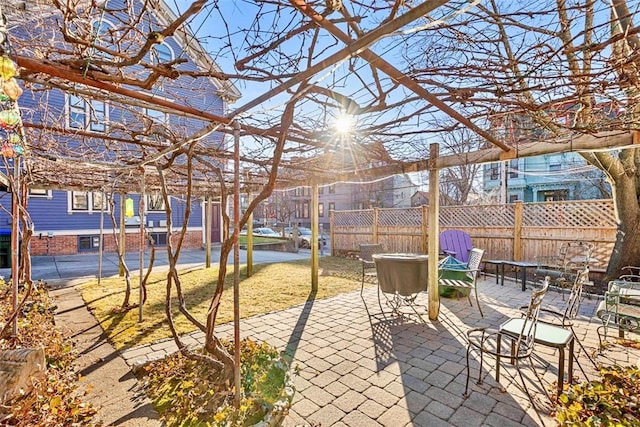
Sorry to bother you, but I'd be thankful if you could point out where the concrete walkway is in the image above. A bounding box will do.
[37,249,639,426]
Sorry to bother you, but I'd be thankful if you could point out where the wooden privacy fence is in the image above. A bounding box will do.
[329,199,617,271]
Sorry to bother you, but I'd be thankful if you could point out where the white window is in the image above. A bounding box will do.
[146,192,166,211]
[89,19,116,58]
[67,94,108,132]
[28,188,51,198]
[145,108,167,124]
[151,43,174,65]
[69,191,108,213]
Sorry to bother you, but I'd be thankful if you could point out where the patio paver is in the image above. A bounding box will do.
[120,276,640,426]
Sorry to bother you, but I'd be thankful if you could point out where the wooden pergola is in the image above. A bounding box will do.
[1,0,638,325]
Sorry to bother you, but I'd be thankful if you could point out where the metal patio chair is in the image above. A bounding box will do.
[504,269,595,398]
[438,248,485,316]
[359,243,384,296]
[464,279,550,409]
[527,268,596,371]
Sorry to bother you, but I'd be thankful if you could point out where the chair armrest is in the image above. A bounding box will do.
[517,305,566,326]
[360,259,375,268]
[621,266,640,277]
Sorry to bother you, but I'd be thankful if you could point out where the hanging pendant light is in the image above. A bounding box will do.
[0,110,20,129]
[1,142,15,158]
[0,55,17,80]
[2,78,22,101]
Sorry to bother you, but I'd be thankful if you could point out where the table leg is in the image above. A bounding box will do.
[500,263,505,287]
[520,266,527,292]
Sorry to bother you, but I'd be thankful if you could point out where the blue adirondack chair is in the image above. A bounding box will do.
[440,230,473,264]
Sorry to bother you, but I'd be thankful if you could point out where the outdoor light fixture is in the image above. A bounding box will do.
[125,197,135,218]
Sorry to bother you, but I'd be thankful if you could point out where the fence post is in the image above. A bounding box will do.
[373,208,379,243]
[421,205,428,254]
[514,200,523,261]
[329,210,334,256]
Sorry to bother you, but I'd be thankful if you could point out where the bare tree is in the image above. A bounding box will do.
[401,0,640,278]
[273,190,296,231]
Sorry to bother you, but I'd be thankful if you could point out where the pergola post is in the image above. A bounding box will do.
[138,172,145,322]
[10,157,19,336]
[205,195,212,268]
[232,121,241,407]
[119,193,126,277]
[311,181,319,292]
[246,191,253,277]
[428,143,440,320]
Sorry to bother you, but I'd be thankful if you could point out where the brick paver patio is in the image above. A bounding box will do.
[121,276,639,427]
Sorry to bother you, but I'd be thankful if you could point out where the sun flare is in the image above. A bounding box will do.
[333,113,355,134]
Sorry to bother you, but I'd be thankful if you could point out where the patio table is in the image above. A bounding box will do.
[502,261,538,291]
[482,260,537,291]
[372,253,428,296]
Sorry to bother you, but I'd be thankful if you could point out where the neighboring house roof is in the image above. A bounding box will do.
[412,190,429,199]
[3,0,241,103]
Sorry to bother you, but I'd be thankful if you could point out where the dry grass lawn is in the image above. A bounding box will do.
[79,256,363,350]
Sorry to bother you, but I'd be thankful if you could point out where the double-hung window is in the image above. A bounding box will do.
[70,191,107,213]
[68,94,108,132]
[147,192,166,211]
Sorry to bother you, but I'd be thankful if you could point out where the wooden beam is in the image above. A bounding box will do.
[230,0,453,118]
[290,0,511,152]
[336,130,634,183]
[17,56,317,146]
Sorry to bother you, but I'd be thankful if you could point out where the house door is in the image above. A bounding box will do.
[209,202,221,243]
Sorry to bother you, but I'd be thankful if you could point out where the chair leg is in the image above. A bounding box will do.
[464,345,472,397]
[571,326,598,371]
[473,287,484,317]
[377,285,385,314]
[495,333,501,383]
[596,325,607,354]
[360,266,365,296]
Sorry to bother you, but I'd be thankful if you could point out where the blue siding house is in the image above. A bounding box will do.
[483,153,610,203]
[0,0,240,259]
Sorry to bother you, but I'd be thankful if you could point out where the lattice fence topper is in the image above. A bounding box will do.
[440,204,516,227]
[378,207,422,227]
[333,200,618,231]
[333,209,375,227]
[523,200,617,228]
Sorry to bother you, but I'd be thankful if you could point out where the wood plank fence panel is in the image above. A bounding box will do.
[332,199,618,269]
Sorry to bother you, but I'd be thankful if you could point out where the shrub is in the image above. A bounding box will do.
[0,280,96,426]
[138,338,294,426]
[555,365,640,426]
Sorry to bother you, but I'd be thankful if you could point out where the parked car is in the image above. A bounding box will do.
[252,227,281,238]
[295,227,327,249]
